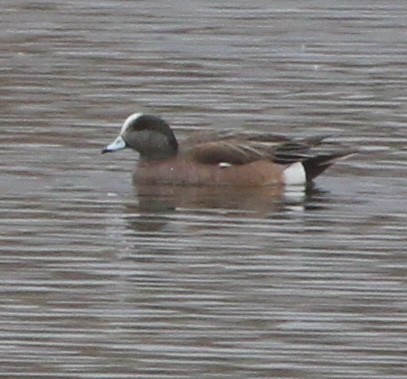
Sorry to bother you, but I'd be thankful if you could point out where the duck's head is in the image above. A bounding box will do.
[102,113,178,161]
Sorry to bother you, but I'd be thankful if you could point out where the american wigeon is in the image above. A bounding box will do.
[102,113,354,186]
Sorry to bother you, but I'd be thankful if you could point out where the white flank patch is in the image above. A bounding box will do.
[283,162,306,185]
[218,162,232,168]
[120,112,143,134]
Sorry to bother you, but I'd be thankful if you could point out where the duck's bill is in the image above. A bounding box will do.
[101,135,127,154]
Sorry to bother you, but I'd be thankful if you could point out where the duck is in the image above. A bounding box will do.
[102,113,354,186]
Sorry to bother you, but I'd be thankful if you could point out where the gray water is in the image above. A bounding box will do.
[1,1,406,378]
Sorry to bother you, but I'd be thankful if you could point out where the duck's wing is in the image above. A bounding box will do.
[184,131,333,165]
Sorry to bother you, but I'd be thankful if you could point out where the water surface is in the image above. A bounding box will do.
[0,1,406,378]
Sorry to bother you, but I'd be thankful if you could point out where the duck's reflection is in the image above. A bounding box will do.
[122,183,331,232]
[136,183,287,212]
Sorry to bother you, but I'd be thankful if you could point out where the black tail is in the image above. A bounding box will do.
[303,151,354,181]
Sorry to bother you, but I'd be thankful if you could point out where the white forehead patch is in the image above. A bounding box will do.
[120,112,143,135]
